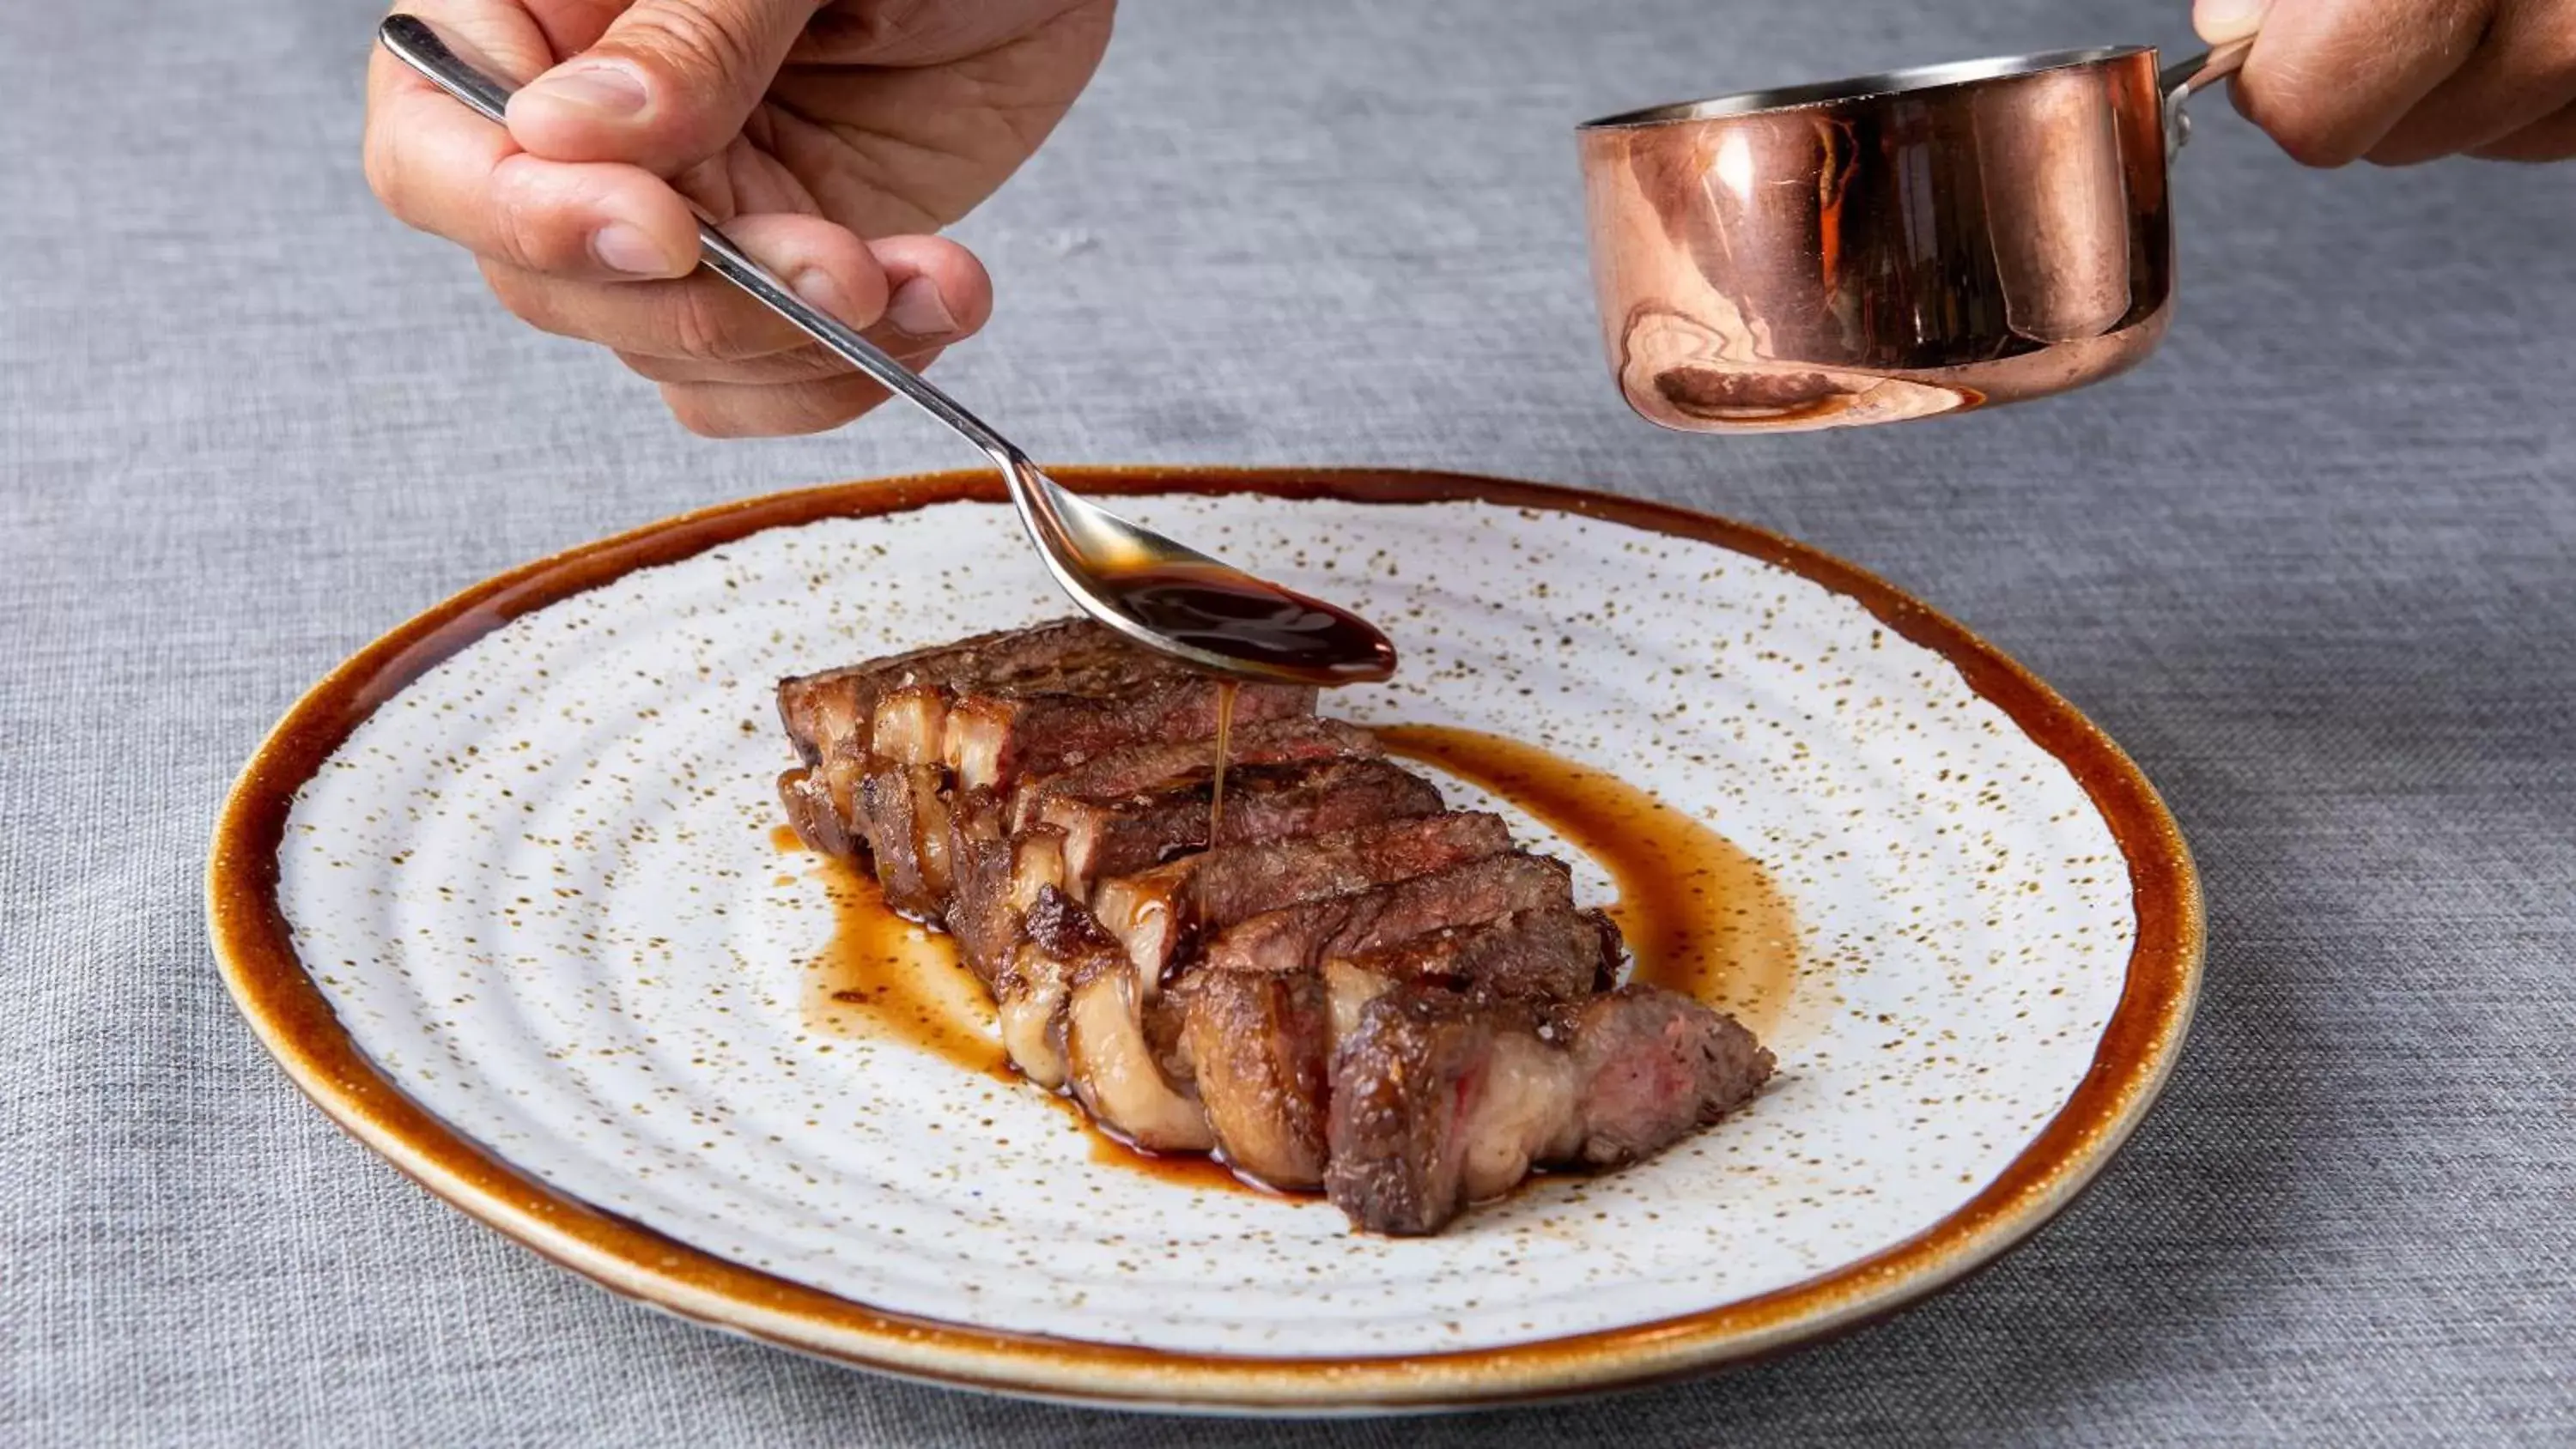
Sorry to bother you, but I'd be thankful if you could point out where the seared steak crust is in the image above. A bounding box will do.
[1202,853,1575,976]
[1324,983,1773,1234]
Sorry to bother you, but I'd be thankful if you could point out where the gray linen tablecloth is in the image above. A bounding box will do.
[6,0,2571,1442]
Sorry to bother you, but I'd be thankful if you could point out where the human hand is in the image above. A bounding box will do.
[363,1,1114,436]
[2195,0,2576,165]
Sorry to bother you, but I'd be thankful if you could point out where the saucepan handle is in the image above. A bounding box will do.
[2160,36,2257,158]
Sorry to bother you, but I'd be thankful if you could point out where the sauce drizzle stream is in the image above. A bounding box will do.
[1206,679,1236,844]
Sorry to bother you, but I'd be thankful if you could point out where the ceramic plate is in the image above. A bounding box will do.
[211,469,2199,1411]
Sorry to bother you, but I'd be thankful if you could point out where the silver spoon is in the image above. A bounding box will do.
[379,14,1395,687]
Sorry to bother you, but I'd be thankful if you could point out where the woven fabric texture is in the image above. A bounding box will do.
[3,0,2571,1442]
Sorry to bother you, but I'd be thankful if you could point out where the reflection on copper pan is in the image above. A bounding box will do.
[1577,41,2251,433]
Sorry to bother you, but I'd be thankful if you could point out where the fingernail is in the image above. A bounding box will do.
[591,222,677,276]
[525,62,649,118]
[886,276,957,336]
[790,268,849,318]
[2194,0,2267,37]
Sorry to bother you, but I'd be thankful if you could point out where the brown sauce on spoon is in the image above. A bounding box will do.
[1097,561,1396,686]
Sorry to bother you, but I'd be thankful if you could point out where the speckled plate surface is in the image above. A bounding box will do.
[210,468,2200,1412]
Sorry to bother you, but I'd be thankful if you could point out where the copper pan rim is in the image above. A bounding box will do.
[1578,44,2156,130]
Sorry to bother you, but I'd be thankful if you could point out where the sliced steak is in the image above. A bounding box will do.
[1557,985,1773,1169]
[1030,888,1215,1152]
[1171,968,1334,1188]
[1093,811,1516,984]
[776,618,1122,764]
[1200,852,1575,977]
[948,674,1315,794]
[775,620,1120,863]
[1321,906,1621,1039]
[948,821,1065,988]
[1176,900,1617,1193]
[776,767,855,859]
[1324,983,1772,1235]
[1042,757,1444,900]
[1009,716,1380,833]
[854,764,954,923]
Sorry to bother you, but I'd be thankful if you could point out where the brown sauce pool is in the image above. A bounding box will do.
[780,828,1008,1080]
[775,724,1800,1189]
[1375,724,1799,1040]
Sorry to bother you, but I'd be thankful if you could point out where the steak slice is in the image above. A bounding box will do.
[1027,888,1215,1152]
[1042,757,1445,900]
[854,764,955,923]
[1009,716,1381,833]
[1557,986,1772,1169]
[1200,852,1576,977]
[775,618,1123,767]
[1176,968,1334,1189]
[1324,983,1773,1235]
[949,819,1065,988]
[1092,811,1516,985]
[1321,906,1621,1039]
[1179,914,1621,1192]
[777,767,855,859]
[947,674,1315,794]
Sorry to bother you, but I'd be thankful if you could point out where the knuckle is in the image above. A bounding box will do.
[664,284,757,361]
[781,377,883,433]
[613,349,688,384]
[661,385,751,439]
[2238,61,2363,167]
[2251,100,2358,167]
[625,3,765,92]
[361,130,411,222]
[489,179,564,274]
[762,344,856,383]
[479,262,574,336]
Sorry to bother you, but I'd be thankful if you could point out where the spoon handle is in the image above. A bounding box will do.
[377,15,1025,473]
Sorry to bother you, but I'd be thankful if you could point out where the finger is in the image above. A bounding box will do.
[489,225,986,378]
[2470,99,2576,159]
[2192,0,2271,45]
[2225,0,2494,167]
[2367,0,2576,163]
[608,233,991,384]
[623,233,991,382]
[507,0,821,174]
[364,14,698,278]
[660,350,950,438]
[482,211,887,362]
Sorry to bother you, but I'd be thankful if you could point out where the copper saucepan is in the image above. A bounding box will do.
[1577,41,2251,433]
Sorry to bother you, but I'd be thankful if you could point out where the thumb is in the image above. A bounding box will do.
[507,0,818,173]
[2191,0,2269,45]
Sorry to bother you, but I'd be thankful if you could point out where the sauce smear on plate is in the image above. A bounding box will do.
[786,833,1008,1080]
[1376,724,1799,1040]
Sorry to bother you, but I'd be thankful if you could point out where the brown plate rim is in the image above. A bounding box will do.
[207,465,2203,1412]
